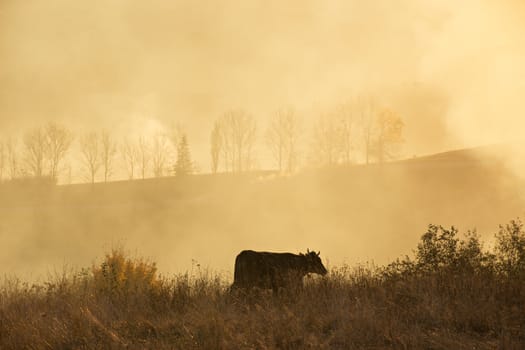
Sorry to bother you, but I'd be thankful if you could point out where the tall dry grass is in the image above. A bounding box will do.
[2,221,525,349]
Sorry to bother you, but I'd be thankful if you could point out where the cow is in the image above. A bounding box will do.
[231,249,328,293]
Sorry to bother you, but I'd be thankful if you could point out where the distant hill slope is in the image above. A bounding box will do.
[1,145,524,278]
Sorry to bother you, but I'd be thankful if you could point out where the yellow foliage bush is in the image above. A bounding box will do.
[91,248,159,296]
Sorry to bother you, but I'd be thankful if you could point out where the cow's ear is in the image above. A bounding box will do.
[317,251,320,256]
[306,248,310,254]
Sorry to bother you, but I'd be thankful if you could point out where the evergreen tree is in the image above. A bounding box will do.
[175,134,193,177]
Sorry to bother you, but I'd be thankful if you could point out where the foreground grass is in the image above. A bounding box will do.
[2,222,525,349]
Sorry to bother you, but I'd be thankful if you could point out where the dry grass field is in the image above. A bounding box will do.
[1,220,525,349]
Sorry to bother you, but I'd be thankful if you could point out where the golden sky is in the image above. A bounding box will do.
[1,0,524,162]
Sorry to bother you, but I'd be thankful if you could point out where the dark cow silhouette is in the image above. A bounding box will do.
[231,249,327,292]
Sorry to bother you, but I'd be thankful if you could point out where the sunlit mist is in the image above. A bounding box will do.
[1,0,525,280]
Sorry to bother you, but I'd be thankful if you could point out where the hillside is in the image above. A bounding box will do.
[0,146,524,279]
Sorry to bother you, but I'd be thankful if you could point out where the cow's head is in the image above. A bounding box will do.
[304,249,328,275]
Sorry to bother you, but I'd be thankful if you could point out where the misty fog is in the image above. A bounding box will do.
[1,0,525,280]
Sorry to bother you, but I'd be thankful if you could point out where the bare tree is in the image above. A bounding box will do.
[151,133,170,177]
[80,131,102,184]
[310,113,344,167]
[237,112,257,172]
[372,108,405,163]
[358,96,377,165]
[121,137,138,180]
[138,136,149,179]
[266,112,286,172]
[101,130,117,182]
[6,137,19,179]
[45,122,73,181]
[266,108,301,173]
[23,126,47,178]
[219,110,257,172]
[210,120,222,174]
[335,102,355,164]
[218,117,233,172]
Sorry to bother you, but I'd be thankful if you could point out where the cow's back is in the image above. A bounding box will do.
[233,250,268,288]
[232,250,304,290]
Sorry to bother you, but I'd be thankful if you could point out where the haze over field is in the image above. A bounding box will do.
[1,1,525,279]
[1,147,525,279]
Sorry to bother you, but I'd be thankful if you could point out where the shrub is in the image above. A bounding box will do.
[3,221,525,349]
[385,224,493,278]
[494,219,525,276]
[416,224,460,272]
[91,248,159,299]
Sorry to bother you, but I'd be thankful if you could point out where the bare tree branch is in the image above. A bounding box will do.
[151,133,170,177]
[6,137,19,179]
[219,110,257,173]
[210,120,222,174]
[335,102,355,164]
[266,108,301,173]
[101,130,117,182]
[45,122,73,182]
[80,132,102,184]
[120,137,138,180]
[372,108,405,163]
[138,136,149,179]
[358,96,377,165]
[310,113,343,167]
[23,126,47,178]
